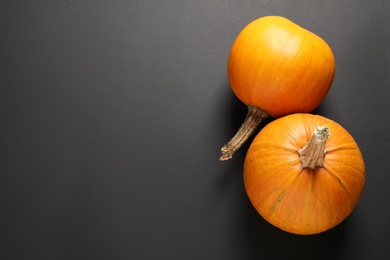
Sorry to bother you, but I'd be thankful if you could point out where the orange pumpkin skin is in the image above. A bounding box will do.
[244,114,365,235]
[228,16,336,118]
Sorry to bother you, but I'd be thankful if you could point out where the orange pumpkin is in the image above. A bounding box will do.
[220,16,335,161]
[244,114,365,235]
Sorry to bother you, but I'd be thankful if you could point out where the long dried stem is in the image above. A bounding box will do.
[220,105,269,161]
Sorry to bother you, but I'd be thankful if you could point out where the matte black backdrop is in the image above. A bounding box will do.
[1,1,389,259]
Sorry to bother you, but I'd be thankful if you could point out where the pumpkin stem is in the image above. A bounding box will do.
[220,105,269,161]
[297,125,331,170]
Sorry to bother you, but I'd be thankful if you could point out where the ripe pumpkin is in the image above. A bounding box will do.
[244,114,365,235]
[220,16,336,160]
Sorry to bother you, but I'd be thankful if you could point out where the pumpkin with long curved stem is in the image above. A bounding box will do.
[244,114,365,235]
[220,16,335,161]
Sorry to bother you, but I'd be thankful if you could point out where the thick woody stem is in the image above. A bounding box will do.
[297,125,331,170]
[220,105,269,161]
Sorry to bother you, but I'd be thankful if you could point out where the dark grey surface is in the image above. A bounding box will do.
[1,1,389,259]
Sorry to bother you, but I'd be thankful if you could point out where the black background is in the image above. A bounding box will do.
[1,1,389,259]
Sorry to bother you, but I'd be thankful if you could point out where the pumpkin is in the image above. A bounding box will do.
[220,16,335,161]
[244,114,365,235]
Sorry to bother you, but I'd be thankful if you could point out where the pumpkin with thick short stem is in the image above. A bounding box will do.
[244,114,365,235]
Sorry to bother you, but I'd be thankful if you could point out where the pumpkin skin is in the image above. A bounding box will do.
[244,114,365,235]
[228,16,336,118]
